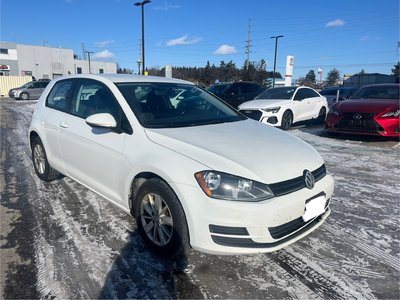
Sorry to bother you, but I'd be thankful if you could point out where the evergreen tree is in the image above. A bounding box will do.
[326,68,341,86]
[305,70,316,84]
[391,62,400,76]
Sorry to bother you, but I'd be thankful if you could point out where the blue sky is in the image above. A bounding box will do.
[1,0,399,79]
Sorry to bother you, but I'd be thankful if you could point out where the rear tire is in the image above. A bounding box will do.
[134,178,189,257]
[31,137,60,182]
[20,92,29,100]
[280,110,293,130]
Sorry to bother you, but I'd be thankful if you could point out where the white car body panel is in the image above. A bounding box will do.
[144,119,323,183]
[29,75,334,255]
[238,87,328,127]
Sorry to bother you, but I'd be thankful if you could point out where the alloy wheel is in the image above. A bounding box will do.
[33,144,46,174]
[140,193,173,246]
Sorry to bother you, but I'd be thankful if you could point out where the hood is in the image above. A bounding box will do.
[333,98,399,113]
[239,99,292,110]
[145,119,323,184]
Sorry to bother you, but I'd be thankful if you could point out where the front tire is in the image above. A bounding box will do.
[281,110,293,130]
[134,179,189,257]
[31,137,60,181]
[20,92,29,100]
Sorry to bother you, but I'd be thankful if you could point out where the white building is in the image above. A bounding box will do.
[0,42,117,79]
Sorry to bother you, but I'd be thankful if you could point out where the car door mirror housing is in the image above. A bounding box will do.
[85,113,117,129]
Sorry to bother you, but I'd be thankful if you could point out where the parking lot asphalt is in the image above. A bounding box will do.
[1,98,399,299]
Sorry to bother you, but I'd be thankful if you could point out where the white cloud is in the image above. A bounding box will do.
[325,19,345,28]
[95,40,114,47]
[154,2,180,10]
[214,44,237,55]
[360,36,380,42]
[92,50,115,59]
[166,35,202,46]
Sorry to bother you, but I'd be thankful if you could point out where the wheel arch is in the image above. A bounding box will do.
[128,172,177,216]
[29,131,40,150]
[128,171,191,246]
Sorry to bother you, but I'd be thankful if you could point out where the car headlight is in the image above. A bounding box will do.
[381,110,400,118]
[262,106,280,113]
[195,171,274,202]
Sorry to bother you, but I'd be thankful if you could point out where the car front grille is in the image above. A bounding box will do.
[240,109,262,121]
[269,164,326,197]
[336,112,384,132]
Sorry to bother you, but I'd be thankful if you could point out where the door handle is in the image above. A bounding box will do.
[59,122,69,128]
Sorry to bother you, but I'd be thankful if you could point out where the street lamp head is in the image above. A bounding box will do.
[135,0,151,6]
[270,35,284,39]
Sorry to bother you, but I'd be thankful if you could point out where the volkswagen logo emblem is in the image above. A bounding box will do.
[304,170,315,190]
[353,114,362,120]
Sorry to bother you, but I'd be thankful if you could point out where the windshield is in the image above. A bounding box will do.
[116,83,245,128]
[352,85,399,100]
[256,87,296,100]
[207,84,229,96]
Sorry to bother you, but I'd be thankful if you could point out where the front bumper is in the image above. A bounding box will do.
[240,109,282,127]
[326,113,400,137]
[171,173,334,255]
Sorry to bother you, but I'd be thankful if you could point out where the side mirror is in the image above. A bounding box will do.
[86,113,117,128]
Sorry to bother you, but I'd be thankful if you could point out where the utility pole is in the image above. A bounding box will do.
[137,58,142,75]
[270,35,284,88]
[84,50,94,74]
[245,19,251,71]
[82,43,86,60]
[135,0,151,75]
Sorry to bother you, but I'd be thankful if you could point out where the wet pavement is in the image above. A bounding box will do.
[1,98,399,299]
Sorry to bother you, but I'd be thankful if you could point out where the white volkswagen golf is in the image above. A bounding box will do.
[238,86,328,130]
[29,74,334,256]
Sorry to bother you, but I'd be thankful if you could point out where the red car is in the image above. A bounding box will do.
[326,84,400,137]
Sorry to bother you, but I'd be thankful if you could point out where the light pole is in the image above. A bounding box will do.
[135,0,151,76]
[270,35,283,88]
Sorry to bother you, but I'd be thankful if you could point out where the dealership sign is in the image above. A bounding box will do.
[0,65,10,71]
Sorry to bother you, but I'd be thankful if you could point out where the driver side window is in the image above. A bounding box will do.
[72,79,132,134]
[294,89,307,100]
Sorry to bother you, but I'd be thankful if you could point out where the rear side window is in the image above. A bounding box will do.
[46,80,74,112]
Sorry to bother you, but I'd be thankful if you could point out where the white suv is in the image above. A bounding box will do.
[238,86,328,130]
[29,74,334,256]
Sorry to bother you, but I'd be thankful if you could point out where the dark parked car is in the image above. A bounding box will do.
[9,80,50,100]
[207,81,264,108]
[326,84,400,137]
[320,86,357,108]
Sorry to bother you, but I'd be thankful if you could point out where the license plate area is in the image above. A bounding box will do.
[302,195,326,222]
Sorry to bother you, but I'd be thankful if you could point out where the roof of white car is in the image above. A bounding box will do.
[58,74,194,85]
